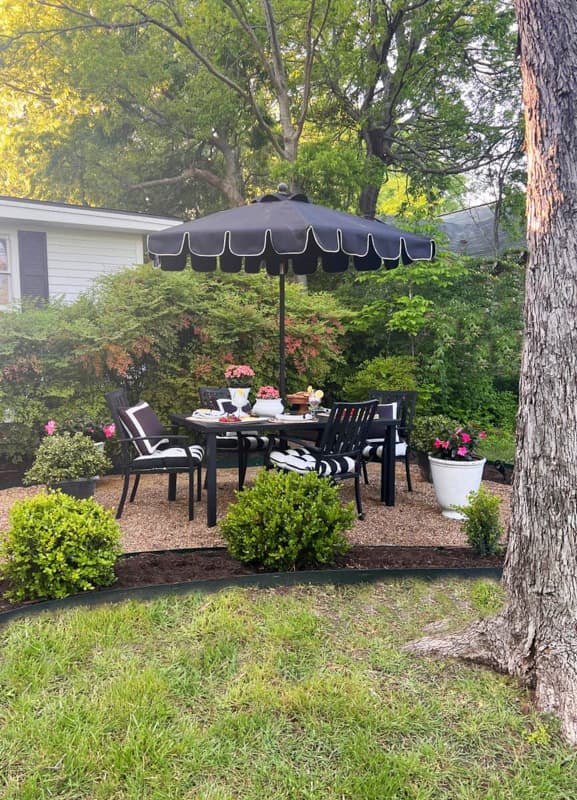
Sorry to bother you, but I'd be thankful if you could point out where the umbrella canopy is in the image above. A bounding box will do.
[147,187,436,395]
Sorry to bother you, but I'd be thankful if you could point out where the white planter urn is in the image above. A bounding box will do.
[251,397,284,417]
[428,455,486,519]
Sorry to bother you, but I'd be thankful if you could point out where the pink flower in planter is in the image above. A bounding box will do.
[479,431,487,439]
[103,423,116,439]
[457,446,469,457]
[434,438,443,449]
[44,420,57,435]
[461,432,471,443]
[256,385,280,399]
[224,364,255,381]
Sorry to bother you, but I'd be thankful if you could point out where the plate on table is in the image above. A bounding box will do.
[217,415,269,424]
[274,413,314,422]
[187,409,221,419]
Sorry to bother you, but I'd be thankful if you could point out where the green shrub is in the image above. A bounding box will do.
[342,356,417,401]
[219,470,354,571]
[0,266,347,464]
[476,428,517,464]
[23,432,112,485]
[1,491,122,601]
[455,486,504,556]
[411,414,461,453]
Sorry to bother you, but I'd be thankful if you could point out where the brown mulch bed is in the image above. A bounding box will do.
[0,545,504,616]
[0,462,509,616]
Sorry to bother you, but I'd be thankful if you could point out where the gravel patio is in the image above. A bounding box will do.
[0,462,512,554]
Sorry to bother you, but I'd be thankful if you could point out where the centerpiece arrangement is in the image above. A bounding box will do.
[224,364,255,417]
[428,422,487,519]
[252,385,284,417]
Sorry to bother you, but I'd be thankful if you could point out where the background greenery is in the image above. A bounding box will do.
[0,245,523,467]
[0,0,526,467]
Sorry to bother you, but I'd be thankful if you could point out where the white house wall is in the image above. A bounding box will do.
[46,228,143,301]
[0,197,180,308]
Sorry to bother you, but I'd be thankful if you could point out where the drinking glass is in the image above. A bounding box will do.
[308,393,321,418]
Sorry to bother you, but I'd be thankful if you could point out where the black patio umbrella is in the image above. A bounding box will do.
[147,185,436,397]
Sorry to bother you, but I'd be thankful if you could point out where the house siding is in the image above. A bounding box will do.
[46,229,143,301]
[0,197,180,308]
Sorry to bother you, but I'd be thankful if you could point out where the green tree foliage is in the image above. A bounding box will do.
[0,0,521,216]
[313,0,522,217]
[342,356,417,401]
[0,264,347,463]
[337,248,524,429]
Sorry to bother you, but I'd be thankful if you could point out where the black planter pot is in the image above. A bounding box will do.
[415,451,432,483]
[49,478,97,499]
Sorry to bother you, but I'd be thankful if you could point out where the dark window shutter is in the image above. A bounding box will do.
[18,231,49,300]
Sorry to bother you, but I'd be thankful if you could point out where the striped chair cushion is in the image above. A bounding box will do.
[216,434,271,451]
[118,401,170,456]
[133,444,204,470]
[363,440,407,460]
[269,447,355,476]
[363,402,405,461]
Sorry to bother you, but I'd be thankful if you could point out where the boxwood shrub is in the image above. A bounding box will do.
[220,470,354,571]
[1,491,122,601]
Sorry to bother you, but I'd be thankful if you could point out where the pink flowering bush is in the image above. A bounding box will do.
[224,364,255,386]
[430,423,487,461]
[256,385,280,400]
[44,419,116,443]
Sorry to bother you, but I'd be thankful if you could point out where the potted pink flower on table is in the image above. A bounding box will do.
[252,385,284,417]
[224,364,255,416]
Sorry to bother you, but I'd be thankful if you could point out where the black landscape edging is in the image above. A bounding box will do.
[0,562,503,625]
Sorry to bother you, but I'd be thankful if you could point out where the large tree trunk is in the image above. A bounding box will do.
[405,0,577,744]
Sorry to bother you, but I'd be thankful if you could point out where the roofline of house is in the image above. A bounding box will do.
[437,201,497,219]
[0,195,182,233]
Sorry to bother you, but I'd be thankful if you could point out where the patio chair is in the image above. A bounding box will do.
[198,386,271,490]
[106,389,203,520]
[266,400,377,519]
[362,390,417,492]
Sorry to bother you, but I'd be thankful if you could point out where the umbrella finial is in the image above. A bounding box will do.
[277,182,289,194]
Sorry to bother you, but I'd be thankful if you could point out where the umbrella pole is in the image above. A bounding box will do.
[279,263,286,398]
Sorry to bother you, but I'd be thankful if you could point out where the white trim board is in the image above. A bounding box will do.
[0,197,181,234]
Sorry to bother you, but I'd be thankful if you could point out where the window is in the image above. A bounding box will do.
[0,237,10,305]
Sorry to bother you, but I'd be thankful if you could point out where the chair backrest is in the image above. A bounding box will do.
[106,388,130,434]
[368,390,417,444]
[199,386,231,409]
[106,389,132,460]
[318,400,378,456]
[106,389,169,457]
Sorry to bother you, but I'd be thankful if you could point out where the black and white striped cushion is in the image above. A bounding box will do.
[363,440,407,460]
[118,401,170,455]
[269,447,355,476]
[133,444,204,470]
[216,434,270,451]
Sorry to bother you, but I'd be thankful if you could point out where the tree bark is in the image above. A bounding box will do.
[405,0,577,744]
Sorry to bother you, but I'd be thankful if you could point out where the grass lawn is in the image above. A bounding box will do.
[1,579,575,799]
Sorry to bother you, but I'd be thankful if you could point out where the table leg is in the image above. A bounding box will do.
[381,425,396,506]
[206,433,218,527]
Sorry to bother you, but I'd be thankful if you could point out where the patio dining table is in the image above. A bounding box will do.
[170,412,397,527]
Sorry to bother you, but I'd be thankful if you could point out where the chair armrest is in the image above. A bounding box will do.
[117,433,189,444]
